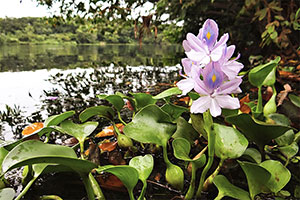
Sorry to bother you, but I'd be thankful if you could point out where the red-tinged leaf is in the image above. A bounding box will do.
[96,173,126,192]
[22,122,43,135]
[154,172,162,182]
[99,141,117,152]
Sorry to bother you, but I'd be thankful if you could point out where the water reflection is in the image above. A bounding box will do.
[0,44,183,72]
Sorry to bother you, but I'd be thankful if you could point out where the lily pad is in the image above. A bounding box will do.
[1,140,97,174]
[123,105,176,146]
[213,175,250,200]
[214,123,248,160]
[0,188,15,200]
[238,161,271,199]
[260,160,291,193]
[153,87,182,99]
[79,106,115,122]
[226,114,291,149]
[97,94,124,112]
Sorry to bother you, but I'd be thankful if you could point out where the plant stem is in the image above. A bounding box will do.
[128,188,135,200]
[15,177,37,200]
[80,141,85,159]
[89,173,106,200]
[162,144,171,166]
[185,162,197,200]
[256,86,263,113]
[138,180,147,200]
[203,158,224,191]
[80,173,96,200]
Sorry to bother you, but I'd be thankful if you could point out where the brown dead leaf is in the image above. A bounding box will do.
[96,174,126,192]
[95,123,124,138]
[179,96,190,105]
[99,140,117,152]
[154,173,162,182]
[108,150,126,165]
[22,122,43,135]
[239,94,251,114]
[277,84,292,106]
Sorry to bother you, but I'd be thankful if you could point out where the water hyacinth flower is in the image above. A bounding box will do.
[177,19,243,117]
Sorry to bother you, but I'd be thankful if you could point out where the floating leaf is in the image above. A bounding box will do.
[238,161,271,199]
[79,106,114,122]
[214,123,248,160]
[1,140,97,174]
[242,148,262,163]
[226,114,291,149]
[153,87,182,99]
[172,117,198,145]
[131,93,157,110]
[97,94,124,112]
[44,110,75,127]
[260,160,291,193]
[289,94,300,108]
[0,188,15,200]
[129,154,154,181]
[213,175,251,200]
[161,103,188,121]
[123,105,176,146]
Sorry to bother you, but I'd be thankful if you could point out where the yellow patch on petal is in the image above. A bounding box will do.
[212,74,217,83]
[206,32,211,40]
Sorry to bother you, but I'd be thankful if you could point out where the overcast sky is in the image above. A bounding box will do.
[0,0,58,18]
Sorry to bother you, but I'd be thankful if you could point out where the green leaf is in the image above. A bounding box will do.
[268,113,290,126]
[123,105,176,146]
[97,94,124,112]
[289,94,300,108]
[238,161,271,199]
[97,165,139,194]
[214,124,248,160]
[172,138,206,168]
[129,155,154,181]
[248,57,280,87]
[153,87,182,99]
[79,106,115,122]
[161,103,188,121]
[58,120,98,143]
[260,160,291,193]
[0,147,8,171]
[275,130,294,146]
[0,188,15,200]
[116,92,137,112]
[131,93,156,110]
[172,117,198,145]
[278,142,299,159]
[241,148,262,163]
[1,140,97,174]
[44,110,75,127]
[165,163,184,191]
[226,114,291,149]
[213,175,251,200]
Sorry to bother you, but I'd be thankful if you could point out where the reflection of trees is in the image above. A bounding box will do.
[0,44,183,72]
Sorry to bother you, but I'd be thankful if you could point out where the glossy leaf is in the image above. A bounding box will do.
[79,106,114,122]
[131,93,156,110]
[0,188,15,200]
[242,148,262,163]
[172,117,198,145]
[123,105,176,146]
[172,138,206,168]
[116,92,137,111]
[289,94,300,108]
[275,129,294,146]
[238,161,271,199]
[248,57,280,87]
[44,110,75,127]
[1,140,97,174]
[97,94,124,112]
[129,154,154,181]
[190,114,207,139]
[153,87,182,99]
[0,147,8,171]
[214,123,248,160]
[268,113,290,126]
[226,114,291,149]
[165,163,184,191]
[260,160,291,193]
[278,142,299,159]
[213,175,250,200]
[59,120,98,143]
[161,103,188,121]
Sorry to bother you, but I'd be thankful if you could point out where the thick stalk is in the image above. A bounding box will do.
[185,162,197,200]
[80,173,96,200]
[15,177,37,200]
[138,180,147,200]
[117,111,127,125]
[89,173,105,200]
[203,158,224,191]
[256,86,263,113]
[162,143,171,166]
[80,141,85,159]
[128,188,135,200]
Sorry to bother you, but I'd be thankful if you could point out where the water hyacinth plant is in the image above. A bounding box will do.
[0,18,299,200]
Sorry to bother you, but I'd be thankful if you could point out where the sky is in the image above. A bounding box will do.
[0,0,58,18]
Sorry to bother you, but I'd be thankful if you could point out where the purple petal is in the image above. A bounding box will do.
[186,33,204,51]
[216,78,242,95]
[215,95,240,109]
[213,33,229,50]
[202,62,224,91]
[201,19,219,50]
[190,96,211,114]
[176,78,195,96]
[185,49,210,65]
[209,98,222,117]
[181,58,193,76]
[225,45,236,60]
[182,40,191,52]
[221,60,244,80]
[210,44,226,62]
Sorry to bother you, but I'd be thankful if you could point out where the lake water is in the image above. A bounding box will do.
[0,44,183,140]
